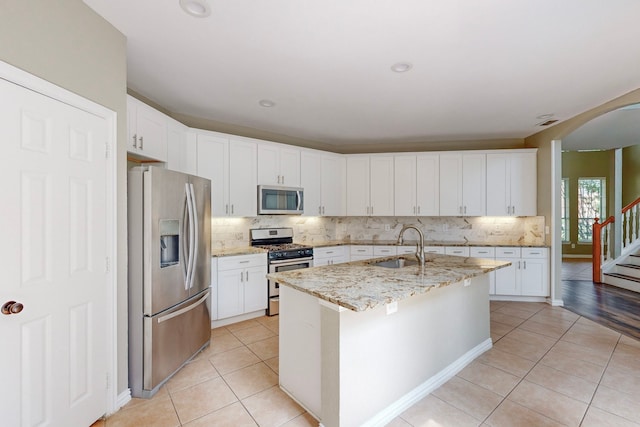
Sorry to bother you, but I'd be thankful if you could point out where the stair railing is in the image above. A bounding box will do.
[592,196,640,282]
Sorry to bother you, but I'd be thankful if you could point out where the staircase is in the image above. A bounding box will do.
[593,196,640,290]
[603,251,640,292]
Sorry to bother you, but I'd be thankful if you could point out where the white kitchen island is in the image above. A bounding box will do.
[268,254,509,427]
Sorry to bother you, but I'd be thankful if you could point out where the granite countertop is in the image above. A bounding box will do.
[211,247,267,257]
[211,240,548,257]
[304,240,548,248]
[267,254,510,312]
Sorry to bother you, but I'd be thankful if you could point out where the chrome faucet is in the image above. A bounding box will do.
[397,225,425,267]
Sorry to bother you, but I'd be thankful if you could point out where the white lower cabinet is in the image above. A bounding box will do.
[215,254,267,320]
[470,247,496,294]
[350,245,374,261]
[445,247,470,257]
[313,246,348,266]
[494,247,549,297]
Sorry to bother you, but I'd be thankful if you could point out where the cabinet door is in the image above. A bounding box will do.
[462,153,486,216]
[135,102,168,161]
[416,154,439,216]
[197,133,229,217]
[279,146,300,186]
[244,266,268,312]
[322,155,346,216]
[370,156,394,216]
[167,121,197,175]
[520,258,548,296]
[217,269,244,319]
[127,99,138,152]
[394,155,417,216]
[486,154,510,216]
[313,257,331,267]
[346,156,370,216]
[229,139,257,216]
[301,151,322,216]
[439,153,463,216]
[495,259,519,295]
[509,152,537,216]
[257,144,280,185]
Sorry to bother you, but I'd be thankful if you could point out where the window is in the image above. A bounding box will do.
[561,178,569,242]
[577,178,606,243]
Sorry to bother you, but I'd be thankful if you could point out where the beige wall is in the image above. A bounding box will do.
[561,151,613,256]
[0,0,129,395]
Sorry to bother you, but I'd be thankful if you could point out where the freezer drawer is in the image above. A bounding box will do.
[141,290,211,395]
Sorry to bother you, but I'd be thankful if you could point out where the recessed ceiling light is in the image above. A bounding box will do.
[391,62,413,73]
[536,113,554,120]
[179,0,211,18]
[258,99,276,108]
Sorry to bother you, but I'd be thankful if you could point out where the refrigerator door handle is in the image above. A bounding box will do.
[189,183,199,290]
[181,189,190,288]
[184,183,196,291]
[156,291,209,324]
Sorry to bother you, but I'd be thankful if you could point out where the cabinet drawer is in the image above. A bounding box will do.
[314,246,346,258]
[424,246,445,254]
[374,246,397,256]
[445,247,470,257]
[350,246,373,256]
[217,253,267,270]
[522,248,547,258]
[470,247,495,258]
[496,247,521,258]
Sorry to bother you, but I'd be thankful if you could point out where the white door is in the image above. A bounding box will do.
[439,153,463,216]
[0,78,108,427]
[321,155,346,216]
[416,154,440,216]
[369,156,394,216]
[394,155,417,216]
[228,139,257,216]
[346,156,370,216]
[301,151,322,216]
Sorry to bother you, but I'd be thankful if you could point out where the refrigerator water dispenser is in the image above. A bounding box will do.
[159,219,179,268]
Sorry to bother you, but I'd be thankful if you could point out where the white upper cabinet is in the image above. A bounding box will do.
[196,132,257,217]
[257,143,300,186]
[439,152,486,216]
[167,118,197,175]
[300,150,346,216]
[394,154,439,216]
[346,155,394,216]
[196,132,229,217]
[486,151,537,216]
[229,137,258,216]
[126,95,168,162]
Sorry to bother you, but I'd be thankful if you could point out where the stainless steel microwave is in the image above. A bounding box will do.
[258,185,304,215]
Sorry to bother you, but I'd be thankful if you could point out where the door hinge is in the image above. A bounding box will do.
[105,256,110,274]
[106,372,110,390]
[105,142,111,159]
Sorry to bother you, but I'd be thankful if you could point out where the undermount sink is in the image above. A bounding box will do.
[373,257,420,269]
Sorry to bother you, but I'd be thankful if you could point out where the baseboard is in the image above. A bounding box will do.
[211,310,266,328]
[361,338,493,427]
[489,295,547,303]
[547,298,564,307]
[113,389,131,414]
[561,254,592,259]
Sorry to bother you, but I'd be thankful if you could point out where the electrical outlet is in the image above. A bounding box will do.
[386,301,398,315]
[571,243,576,249]
[384,224,391,231]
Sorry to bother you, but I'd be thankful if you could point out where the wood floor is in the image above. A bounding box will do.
[562,258,640,340]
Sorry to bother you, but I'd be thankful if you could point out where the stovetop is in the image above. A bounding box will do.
[250,227,313,261]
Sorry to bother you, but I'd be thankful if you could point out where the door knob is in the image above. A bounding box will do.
[2,301,24,315]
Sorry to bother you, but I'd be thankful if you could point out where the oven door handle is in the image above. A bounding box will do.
[269,256,314,265]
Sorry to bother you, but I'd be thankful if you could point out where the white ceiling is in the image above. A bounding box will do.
[83,0,640,150]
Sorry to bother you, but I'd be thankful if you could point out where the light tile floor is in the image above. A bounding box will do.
[97,302,640,426]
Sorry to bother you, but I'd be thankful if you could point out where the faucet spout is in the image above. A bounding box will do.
[397,225,425,267]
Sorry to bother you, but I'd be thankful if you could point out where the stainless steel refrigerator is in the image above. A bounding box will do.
[128,166,211,398]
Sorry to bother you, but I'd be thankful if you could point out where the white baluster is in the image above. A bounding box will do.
[633,205,638,244]
[624,210,631,247]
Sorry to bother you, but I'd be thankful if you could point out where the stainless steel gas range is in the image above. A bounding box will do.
[250,228,313,316]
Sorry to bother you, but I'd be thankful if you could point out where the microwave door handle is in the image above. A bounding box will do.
[296,190,302,211]
[188,183,198,290]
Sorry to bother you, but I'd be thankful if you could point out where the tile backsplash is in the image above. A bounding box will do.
[211,215,545,249]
